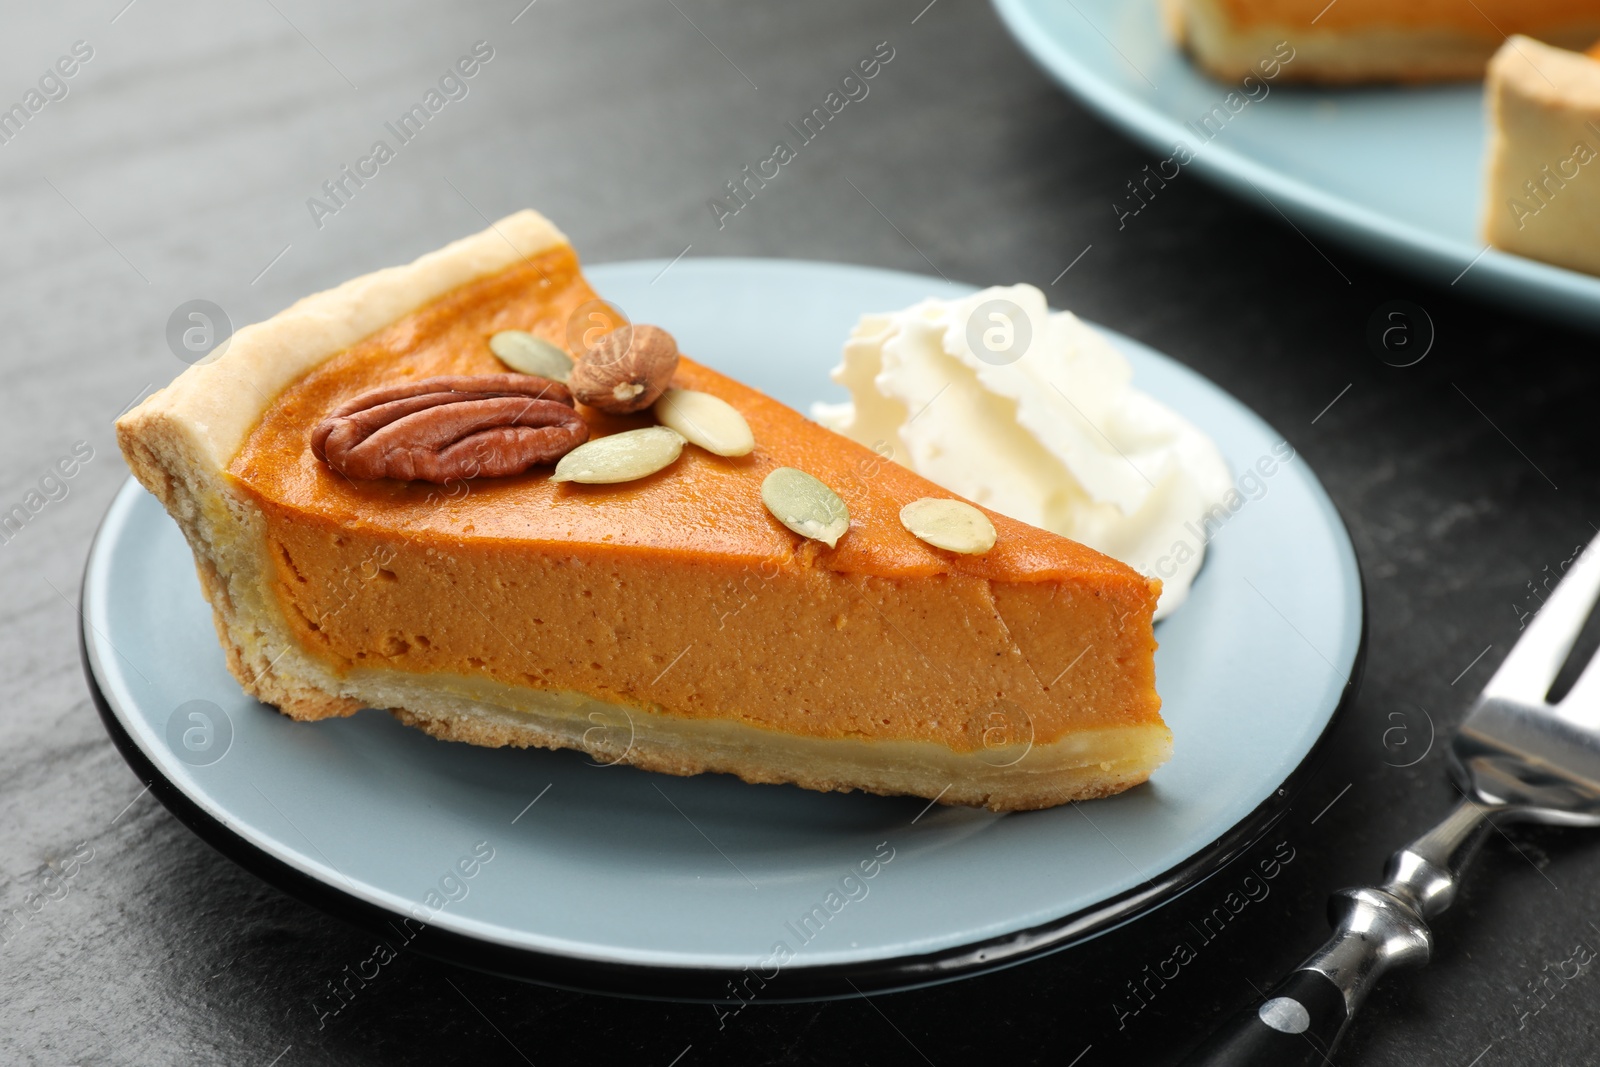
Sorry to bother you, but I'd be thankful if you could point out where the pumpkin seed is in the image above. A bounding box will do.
[899,498,996,555]
[654,388,755,457]
[489,330,573,382]
[761,467,850,548]
[551,426,685,484]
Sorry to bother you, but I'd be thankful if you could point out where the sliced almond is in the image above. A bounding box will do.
[761,467,850,548]
[552,426,685,484]
[654,388,755,457]
[489,330,574,382]
[899,498,996,555]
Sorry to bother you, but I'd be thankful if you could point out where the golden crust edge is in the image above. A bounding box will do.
[1169,0,1600,84]
[118,209,568,472]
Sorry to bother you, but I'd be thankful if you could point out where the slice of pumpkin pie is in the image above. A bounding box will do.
[116,210,1168,811]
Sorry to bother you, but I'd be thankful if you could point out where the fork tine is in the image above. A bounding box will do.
[1482,532,1600,702]
[1558,639,1600,717]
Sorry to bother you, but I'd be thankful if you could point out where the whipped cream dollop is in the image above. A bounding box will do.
[814,284,1232,619]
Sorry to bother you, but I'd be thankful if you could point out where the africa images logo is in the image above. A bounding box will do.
[1148,440,1296,580]
[165,699,233,767]
[306,41,495,229]
[707,41,896,229]
[0,40,94,147]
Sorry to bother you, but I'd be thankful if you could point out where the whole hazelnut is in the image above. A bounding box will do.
[568,325,679,414]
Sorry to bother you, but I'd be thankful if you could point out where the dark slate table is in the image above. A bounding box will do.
[5,2,1598,1064]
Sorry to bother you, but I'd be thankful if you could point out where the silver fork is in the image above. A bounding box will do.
[1182,533,1600,1066]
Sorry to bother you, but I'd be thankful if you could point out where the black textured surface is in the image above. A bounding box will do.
[5,2,1600,1064]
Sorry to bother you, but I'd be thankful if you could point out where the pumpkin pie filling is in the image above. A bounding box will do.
[1166,0,1600,83]
[1210,0,1599,33]
[123,212,1170,810]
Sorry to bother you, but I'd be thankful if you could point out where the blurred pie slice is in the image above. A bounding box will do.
[116,211,1170,811]
[1482,35,1600,277]
[1166,0,1600,83]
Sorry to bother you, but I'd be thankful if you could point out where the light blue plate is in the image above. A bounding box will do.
[82,259,1363,998]
[992,0,1600,332]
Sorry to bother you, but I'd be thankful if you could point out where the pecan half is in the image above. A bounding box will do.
[311,374,588,483]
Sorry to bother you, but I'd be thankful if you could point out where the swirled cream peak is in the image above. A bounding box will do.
[813,284,1232,619]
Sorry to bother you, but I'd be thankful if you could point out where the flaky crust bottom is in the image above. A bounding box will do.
[338,663,1173,813]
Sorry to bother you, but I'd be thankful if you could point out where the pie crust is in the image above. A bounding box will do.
[1482,35,1600,277]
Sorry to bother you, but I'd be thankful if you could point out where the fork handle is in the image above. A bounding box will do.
[1179,798,1503,1066]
